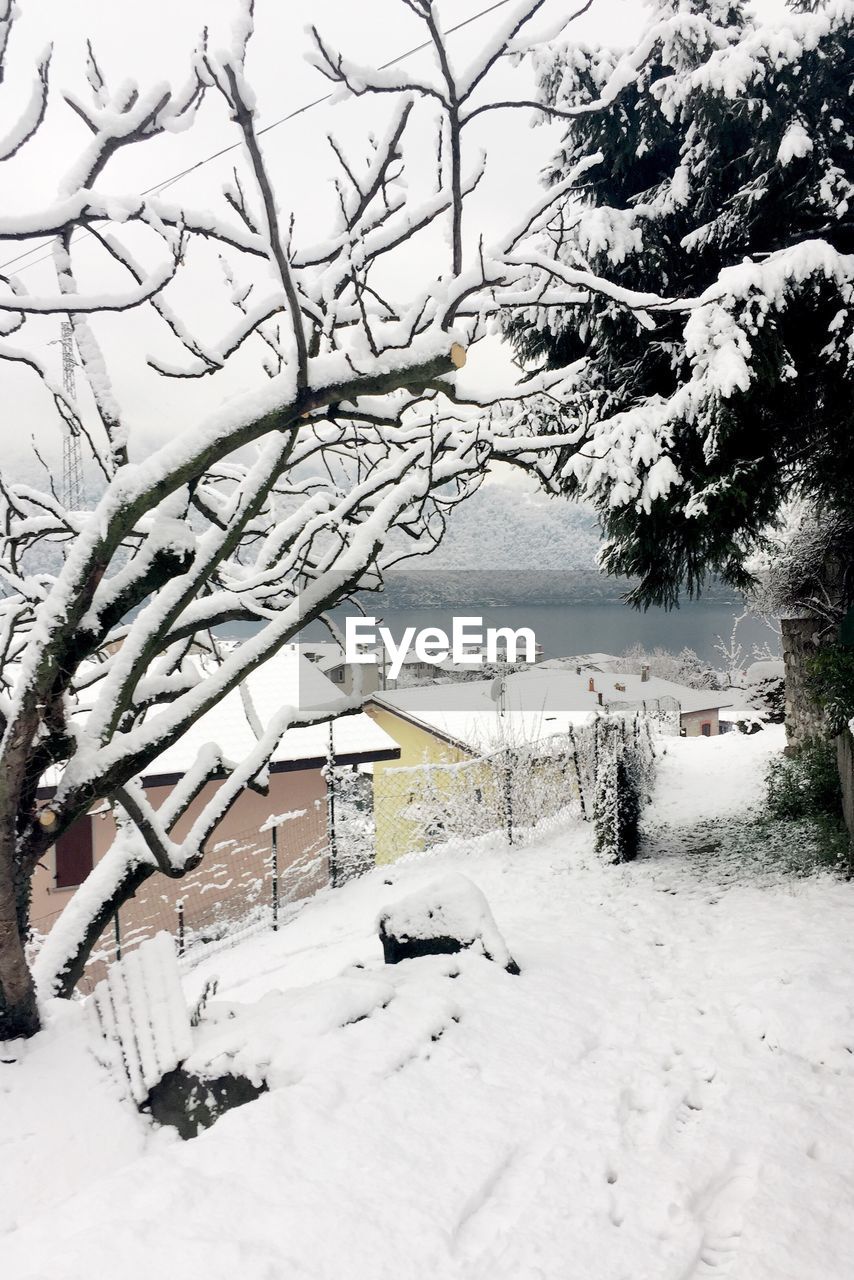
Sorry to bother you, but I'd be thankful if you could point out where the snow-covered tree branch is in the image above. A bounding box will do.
[0,0,650,1038]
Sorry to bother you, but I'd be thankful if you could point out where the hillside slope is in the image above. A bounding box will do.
[3,729,854,1280]
[417,485,602,570]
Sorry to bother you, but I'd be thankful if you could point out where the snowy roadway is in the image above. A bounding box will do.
[3,727,854,1279]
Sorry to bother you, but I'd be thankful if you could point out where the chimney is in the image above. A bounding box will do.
[588,677,595,693]
[641,665,650,683]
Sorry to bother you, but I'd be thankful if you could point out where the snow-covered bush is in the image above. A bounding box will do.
[764,740,848,871]
[806,646,854,738]
[614,644,719,690]
[592,721,643,865]
[747,675,786,728]
[329,767,376,886]
[766,741,841,821]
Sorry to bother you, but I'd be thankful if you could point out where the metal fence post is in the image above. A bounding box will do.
[114,910,122,961]
[177,899,185,956]
[271,824,279,932]
[327,723,338,888]
[567,724,587,821]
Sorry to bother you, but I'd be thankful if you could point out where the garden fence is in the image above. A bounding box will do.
[29,697,679,993]
[371,697,678,863]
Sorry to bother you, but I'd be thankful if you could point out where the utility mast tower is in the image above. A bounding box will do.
[58,321,85,510]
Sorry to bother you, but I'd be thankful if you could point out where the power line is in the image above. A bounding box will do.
[0,0,514,278]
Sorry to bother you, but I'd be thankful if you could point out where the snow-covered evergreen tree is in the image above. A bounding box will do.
[506,0,854,608]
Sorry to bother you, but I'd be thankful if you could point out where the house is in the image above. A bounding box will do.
[30,649,400,979]
[368,666,732,749]
[300,641,383,696]
[364,672,593,865]
[584,671,734,737]
[299,639,436,692]
[364,666,733,864]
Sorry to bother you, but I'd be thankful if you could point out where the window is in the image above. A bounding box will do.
[700,722,712,738]
[55,816,94,889]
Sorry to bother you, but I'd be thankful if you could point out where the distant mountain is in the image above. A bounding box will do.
[414,487,602,570]
[377,486,741,607]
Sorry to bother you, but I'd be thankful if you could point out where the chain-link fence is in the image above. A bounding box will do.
[29,698,678,993]
[372,698,679,864]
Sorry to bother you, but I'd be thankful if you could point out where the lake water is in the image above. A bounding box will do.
[217,598,776,667]
[337,602,777,667]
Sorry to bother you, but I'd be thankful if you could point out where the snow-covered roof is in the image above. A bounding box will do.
[145,649,398,781]
[587,671,734,715]
[298,642,345,667]
[538,653,621,671]
[317,650,382,673]
[369,667,732,754]
[370,676,587,754]
[34,648,399,793]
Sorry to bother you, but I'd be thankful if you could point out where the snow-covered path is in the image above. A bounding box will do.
[4,728,854,1279]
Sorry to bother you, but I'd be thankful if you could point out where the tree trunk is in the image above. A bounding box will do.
[40,859,157,999]
[0,852,39,1040]
[781,616,827,751]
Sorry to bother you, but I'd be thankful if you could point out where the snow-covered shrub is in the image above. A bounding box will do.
[764,741,848,870]
[615,644,719,691]
[807,646,854,737]
[142,1068,267,1141]
[748,675,786,727]
[593,722,642,865]
[766,741,843,824]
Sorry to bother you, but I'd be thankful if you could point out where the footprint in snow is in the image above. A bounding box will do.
[681,1154,758,1278]
[662,1060,718,1151]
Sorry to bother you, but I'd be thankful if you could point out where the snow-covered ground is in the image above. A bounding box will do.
[4,727,854,1280]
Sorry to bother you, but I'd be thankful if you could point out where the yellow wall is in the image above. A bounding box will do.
[364,704,586,864]
[365,705,488,864]
[365,705,469,771]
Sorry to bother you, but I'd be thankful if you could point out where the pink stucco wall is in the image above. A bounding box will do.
[30,767,329,989]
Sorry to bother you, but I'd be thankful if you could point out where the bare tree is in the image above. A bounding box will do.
[0,0,684,1039]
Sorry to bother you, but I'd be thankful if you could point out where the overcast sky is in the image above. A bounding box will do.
[0,0,788,483]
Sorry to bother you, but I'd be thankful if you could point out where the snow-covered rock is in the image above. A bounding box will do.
[378,873,520,975]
